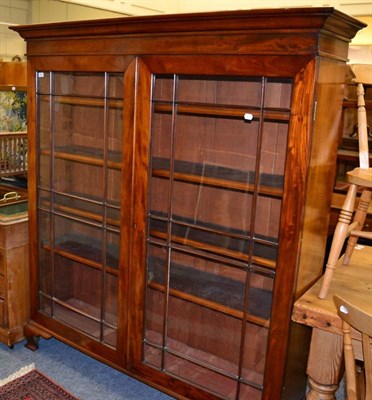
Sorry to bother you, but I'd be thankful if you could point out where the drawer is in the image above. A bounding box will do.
[0,275,5,298]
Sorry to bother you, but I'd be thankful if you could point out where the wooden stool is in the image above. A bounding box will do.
[319,67,372,300]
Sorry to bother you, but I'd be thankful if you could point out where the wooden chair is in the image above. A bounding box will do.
[318,65,372,299]
[333,295,372,400]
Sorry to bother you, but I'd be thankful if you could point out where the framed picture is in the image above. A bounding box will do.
[0,90,27,132]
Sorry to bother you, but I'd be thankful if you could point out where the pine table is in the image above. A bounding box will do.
[292,245,372,400]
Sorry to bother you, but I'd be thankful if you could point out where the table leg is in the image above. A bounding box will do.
[306,328,344,400]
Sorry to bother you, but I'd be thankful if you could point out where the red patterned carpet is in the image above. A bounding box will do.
[0,369,79,400]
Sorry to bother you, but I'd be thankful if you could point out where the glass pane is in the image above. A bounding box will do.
[254,196,281,240]
[53,255,102,335]
[106,231,120,270]
[241,321,269,387]
[38,154,51,190]
[38,209,51,246]
[54,158,103,200]
[171,182,252,237]
[173,114,259,166]
[54,72,104,97]
[239,384,262,400]
[54,215,103,264]
[106,207,120,231]
[37,71,51,94]
[149,176,169,218]
[107,169,121,205]
[150,112,172,160]
[152,75,173,102]
[107,102,123,163]
[54,101,104,155]
[54,193,103,225]
[146,73,292,396]
[103,325,117,347]
[165,352,238,399]
[108,73,124,99]
[145,244,167,344]
[39,295,52,317]
[165,251,247,311]
[247,269,274,320]
[104,272,118,347]
[166,298,241,373]
[177,76,262,107]
[54,302,101,339]
[258,121,288,185]
[265,79,292,109]
[39,248,52,296]
[36,70,122,351]
[54,256,102,316]
[38,96,50,151]
[38,190,50,211]
[104,273,118,326]
[143,343,162,369]
[145,286,164,346]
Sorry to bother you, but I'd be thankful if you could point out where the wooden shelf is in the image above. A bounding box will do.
[38,191,120,227]
[154,101,290,122]
[152,157,284,198]
[144,329,264,389]
[147,256,272,327]
[39,295,117,346]
[40,146,122,169]
[41,234,119,275]
[149,213,278,269]
[53,203,120,227]
[150,229,276,269]
[39,94,123,109]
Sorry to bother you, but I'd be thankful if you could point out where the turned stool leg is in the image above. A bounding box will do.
[318,185,357,299]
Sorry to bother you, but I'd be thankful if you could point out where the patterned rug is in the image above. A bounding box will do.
[0,368,79,400]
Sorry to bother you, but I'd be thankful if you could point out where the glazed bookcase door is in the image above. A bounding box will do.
[130,60,295,400]
[35,71,123,356]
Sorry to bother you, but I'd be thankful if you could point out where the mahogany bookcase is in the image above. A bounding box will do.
[13,8,365,400]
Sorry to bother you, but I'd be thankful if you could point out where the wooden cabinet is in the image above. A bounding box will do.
[0,61,27,90]
[0,186,29,346]
[12,8,364,400]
